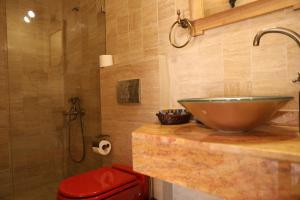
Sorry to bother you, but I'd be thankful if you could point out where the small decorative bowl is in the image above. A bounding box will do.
[156,109,191,125]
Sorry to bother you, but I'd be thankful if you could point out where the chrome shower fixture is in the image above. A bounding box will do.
[66,97,85,121]
[72,6,80,12]
[65,97,86,163]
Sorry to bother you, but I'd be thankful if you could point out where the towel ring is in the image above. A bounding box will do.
[169,10,193,48]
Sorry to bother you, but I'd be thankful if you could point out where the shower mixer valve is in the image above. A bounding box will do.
[64,97,85,120]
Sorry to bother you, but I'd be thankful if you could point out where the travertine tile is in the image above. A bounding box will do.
[104,1,300,199]
[3,0,103,197]
[105,4,300,171]
[117,32,130,54]
[129,9,142,31]
[158,17,174,54]
[117,14,129,34]
[133,124,300,200]
[100,59,160,164]
[169,43,223,83]
[0,169,12,198]
[174,0,190,18]
[158,0,175,20]
[63,0,104,175]
[222,23,251,82]
[128,0,141,10]
[142,2,157,28]
[250,9,286,30]
[224,81,252,96]
[251,43,287,81]
[143,25,158,50]
[0,144,10,171]
[0,0,12,197]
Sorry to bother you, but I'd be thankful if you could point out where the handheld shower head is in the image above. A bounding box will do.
[72,6,80,12]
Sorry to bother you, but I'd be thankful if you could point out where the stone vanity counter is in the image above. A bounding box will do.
[132,123,300,200]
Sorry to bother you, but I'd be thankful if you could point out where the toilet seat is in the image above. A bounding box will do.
[58,167,138,198]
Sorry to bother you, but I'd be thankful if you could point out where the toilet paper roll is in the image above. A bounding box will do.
[99,55,113,68]
[92,140,111,156]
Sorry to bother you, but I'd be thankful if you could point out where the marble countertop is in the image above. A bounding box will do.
[132,123,300,199]
[133,123,300,162]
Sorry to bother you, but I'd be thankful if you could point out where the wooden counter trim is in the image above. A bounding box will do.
[192,0,300,36]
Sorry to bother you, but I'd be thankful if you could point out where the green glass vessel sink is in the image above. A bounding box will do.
[178,96,293,132]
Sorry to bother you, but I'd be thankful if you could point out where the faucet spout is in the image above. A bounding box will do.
[253,27,300,47]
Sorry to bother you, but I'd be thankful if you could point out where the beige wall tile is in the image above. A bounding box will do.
[0,144,9,171]
[251,43,287,81]
[0,0,12,198]
[100,59,160,165]
[64,0,104,175]
[142,2,157,28]
[129,9,142,31]
[158,0,175,20]
[143,26,158,50]
[224,81,252,96]
[128,0,141,10]
[104,1,300,171]
[0,169,12,198]
[102,1,300,199]
[175,0,190,18]
[117,14,129,34]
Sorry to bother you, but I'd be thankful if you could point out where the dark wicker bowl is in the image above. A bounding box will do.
[156,109,191,125]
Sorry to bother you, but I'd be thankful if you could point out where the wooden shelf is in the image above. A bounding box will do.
[192,0,300,36]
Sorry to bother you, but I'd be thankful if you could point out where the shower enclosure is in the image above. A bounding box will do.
[0,0,105,199]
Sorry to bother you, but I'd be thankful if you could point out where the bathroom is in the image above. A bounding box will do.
[0,0,300,199]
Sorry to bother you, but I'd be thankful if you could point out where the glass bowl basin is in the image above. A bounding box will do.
[178,96,293,132]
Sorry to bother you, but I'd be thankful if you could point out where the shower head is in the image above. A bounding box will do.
[72,6,80,12]
[69,97,80,104]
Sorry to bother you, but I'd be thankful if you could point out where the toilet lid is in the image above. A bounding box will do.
[59,167,137,198]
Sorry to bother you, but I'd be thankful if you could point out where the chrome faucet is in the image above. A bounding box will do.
[253,27,300,83]
[253,27,300,47]
[253,27,300,133]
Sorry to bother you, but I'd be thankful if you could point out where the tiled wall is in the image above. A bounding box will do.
[103,0,300,162]
[5,0,65,199]
[0,0,106,199]
[63,0,105,175]
[101,0,166,166]
[0,0,12,199]
[103,0,300,199]
[167,8,300,126]
[100,61,160,165]
[1,0,65,199]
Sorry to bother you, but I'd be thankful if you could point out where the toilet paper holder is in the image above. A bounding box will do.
[92,135,112,156]
[92,135,110,146]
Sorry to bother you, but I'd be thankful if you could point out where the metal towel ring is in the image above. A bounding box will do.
[169,10,193,48]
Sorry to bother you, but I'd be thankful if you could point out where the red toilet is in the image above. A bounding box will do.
[57,164,149,200]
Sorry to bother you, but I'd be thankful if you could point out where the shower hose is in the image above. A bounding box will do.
[67,98,86,163]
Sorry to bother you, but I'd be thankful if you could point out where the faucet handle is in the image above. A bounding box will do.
[292,72,300,83]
